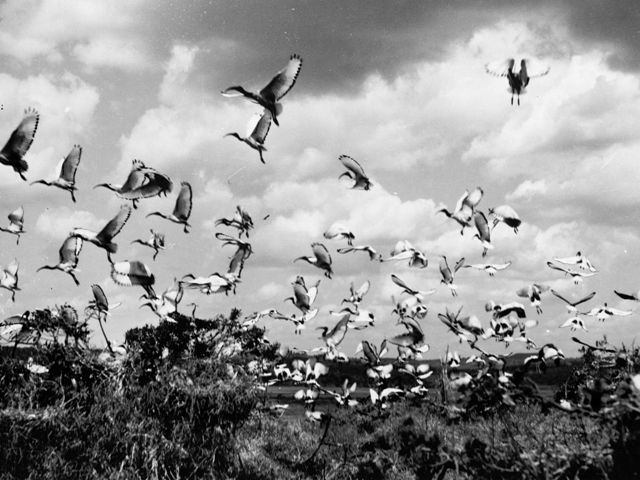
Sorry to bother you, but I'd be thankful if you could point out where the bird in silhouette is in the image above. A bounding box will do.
[37,236,83,286]
[71,204,132,263]
[0,107,39,181]
[31,144,82,202]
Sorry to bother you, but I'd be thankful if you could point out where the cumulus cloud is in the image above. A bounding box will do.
[35,207,101,239]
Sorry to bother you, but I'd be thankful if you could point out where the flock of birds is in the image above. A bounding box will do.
[0,54,634,419]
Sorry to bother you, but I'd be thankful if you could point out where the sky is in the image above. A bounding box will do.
[1,0,640,359]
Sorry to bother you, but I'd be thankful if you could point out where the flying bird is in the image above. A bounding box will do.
[71,204,132,263]
[131,230,166,260]
[323,224,355,245]
[225,110,272,163]
[552,252,597,273]
[485,58,550,105]
[0,259,20,301]
[86,284,120,319]
[215,205,254,238]
[488,205,521,234]
[463,261,512,277]
[437,187,483,235]
[146,181,192,233]
[390,274,435,299]
[94,159,173,209]
[0,206,25,244]
[384,240,428,268]
[342,280,371,306]
[439,256,465,296]
[516,283,550,314]
[37,236,83,286]
[180,272,239,295]
[336,245,382,262]
[546,261,597,284]
[221,54,303,126]
[0,107,39,181]
[284,276,320,313]
[560,316,588,332]
[550,289,597,314]
[317,314,349,349]
[110,260,156,298]
[584,303,632,322]
[338,155,372,190]
[140,278,184,322]
[214,232,253,278]
[473,211,493,257]
[31,144,82,202]
[294,243,333,278]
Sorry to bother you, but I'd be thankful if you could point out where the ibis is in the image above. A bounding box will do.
[336,244,382,262]
[71,204,132,263]
[0,259,20,301]
[131,230,166,261]
[225,110,272,163]
[552,251,597,272]
[488,205,521,233]
[546,261,597,284]
[31,144,82,202]
[294,242,333,278]
[37,236,83,286]
[485,58,550,105]
[146,181,192,233]
[0,107,39,181]
[439,256,465,296]
[516,283,550,314]
[215,205,254,238]
[323,223,355,245]
[550,289,597,314]
[0,206,25,244]
[464,261,511,277]
[338,155,372,190]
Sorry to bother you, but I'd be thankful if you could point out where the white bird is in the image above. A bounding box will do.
[546,261,597,284]
[221,54,303,126]
[273,308,318,335]
[132,230,166,261]
[560,316,588,332]
[225,110,272,163]
[552,251,597,273]
[488,205,521,234]
[323,224,355,245]
[485,58,550,105]
[446,350,461,368]
[215,205,254,238]
[390,274,435,299]
[438,307,484,342]
[392,294,428,320]
[388,317,428,356]
[0,107,39,181]
[384,240,428,268]
[71,204,132,263]
[180,272,239,296]
[37,236,83,286]
[516,283,550,314]
[94,159,173,209]
[524,344,564,370]
[356,339,388,366]
[0,259,20,302]
[215,232,253,278]
[370,387,404,406]
[473,211,493,257]
[318,379,359,407]
[26,357,49,375]
[140,278,184,322]
[463,261,511,277]
[336,245,383,262]
[0,206,25,244]
[294,243,333,279]
[146,181,192,233]
[439,256,465,296]
[111,260,156,298]
[317,314,349,349]
[584,303,633,322]
[437,187,483,235]
[550,289,597,314]
[330,305,375,329]
[338,155,372,190]
[31,144,82,202]
[284,276,320,313]
[342,279,370,306]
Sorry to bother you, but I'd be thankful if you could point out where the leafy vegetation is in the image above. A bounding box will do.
[1,307,639,479]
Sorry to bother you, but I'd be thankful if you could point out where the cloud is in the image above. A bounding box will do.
[0,0,155,71]
[35,207,101,239]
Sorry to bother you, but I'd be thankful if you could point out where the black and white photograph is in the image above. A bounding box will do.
[1,1,640,478]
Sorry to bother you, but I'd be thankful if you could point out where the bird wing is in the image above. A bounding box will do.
[259,54,303,101]
[119,160,147,192]
[492,262,512,270]
[5,259,18,277]
[550,289,571,305]
[8,206,24,227]
[547,261,571,274]
[1,108,39,159]
[515,287,530,298]
[173,182,193,220]
[464,187,483,209]
[614,290,639,301]
[338,155,367,178]
[90,284,109,310]
[111,261,155,287]
[391,274,413,293]
[473,211,490,239]
[356,280,370,298]
[521,58,550,78]
[453,257,466,273]
[573,291,597,305]
[60,144,81,182]
[453,190,469,213]
[608,308,632,316]
[552,255,579,265]
[97,205,132,242]
[122,169,173,200]
[311,242,332,265]
[439,258,452,281]
[484,58,514,77]
[248,110,272,144]
[59,236,82,265]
